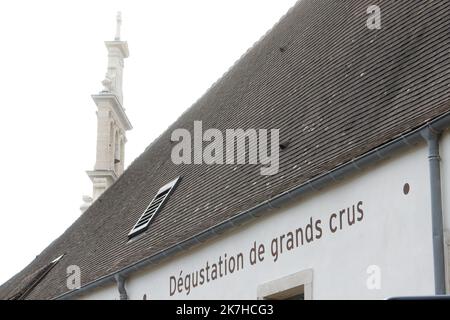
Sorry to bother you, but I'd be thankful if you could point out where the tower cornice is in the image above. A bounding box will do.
[105,40,129,58]
[91,93,133,131]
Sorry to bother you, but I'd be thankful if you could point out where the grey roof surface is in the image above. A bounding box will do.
[1,0,450,299]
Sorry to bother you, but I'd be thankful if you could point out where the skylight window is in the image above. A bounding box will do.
[128,177,180,239]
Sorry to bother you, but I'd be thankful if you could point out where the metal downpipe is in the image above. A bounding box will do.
[422,127,446,295]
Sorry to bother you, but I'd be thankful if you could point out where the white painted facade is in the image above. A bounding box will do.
[76,131,450,300]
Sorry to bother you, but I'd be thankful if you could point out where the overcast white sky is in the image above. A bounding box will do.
[0,0,298,285]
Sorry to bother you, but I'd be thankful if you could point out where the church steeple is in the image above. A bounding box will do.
[100,12,129,104]
[81,12,132,212]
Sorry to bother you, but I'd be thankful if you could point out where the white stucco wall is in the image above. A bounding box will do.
[439,128,450,232]
[78,283,117,300]
[436,128,450,291]
[79,143,437,300]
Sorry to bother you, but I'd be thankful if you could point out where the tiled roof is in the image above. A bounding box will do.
[1,0,450,299]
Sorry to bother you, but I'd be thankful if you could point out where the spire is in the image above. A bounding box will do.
[99,11,129,103]
[82,12,132,212]
[115,11,122,41]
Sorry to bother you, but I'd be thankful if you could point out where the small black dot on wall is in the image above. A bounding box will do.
[403,183,410,195]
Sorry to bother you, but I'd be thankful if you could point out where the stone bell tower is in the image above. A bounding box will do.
[81,12,132,212]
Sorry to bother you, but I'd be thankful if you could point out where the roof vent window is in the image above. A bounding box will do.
[128,177,180,239]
